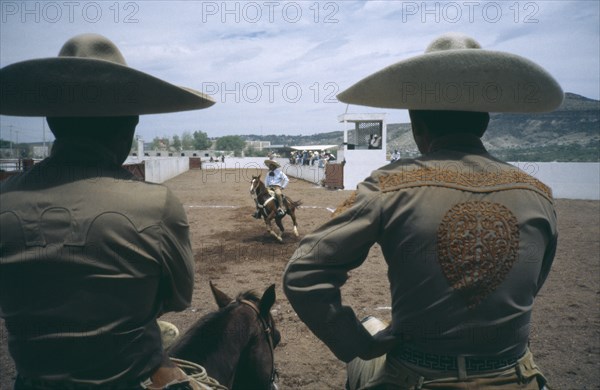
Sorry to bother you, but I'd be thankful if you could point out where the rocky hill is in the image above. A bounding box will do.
[484,93,599,161]
[244,93,599,161]
[386,93,599,161]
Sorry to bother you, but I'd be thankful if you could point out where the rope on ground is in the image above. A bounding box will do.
[171,357,229,390]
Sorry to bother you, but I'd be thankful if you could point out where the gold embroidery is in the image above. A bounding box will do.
[437,201,519,308]
[331,191,358,218]
[379,167,552,200]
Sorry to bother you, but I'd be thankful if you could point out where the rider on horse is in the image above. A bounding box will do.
[253,159,289,219]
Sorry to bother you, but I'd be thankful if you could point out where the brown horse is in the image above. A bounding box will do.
[250,174,301,241]
[168,282,281,390]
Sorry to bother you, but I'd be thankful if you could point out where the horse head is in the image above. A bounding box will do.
[210,281,280,389]
[250,174,263,196]
[169,282,280,390]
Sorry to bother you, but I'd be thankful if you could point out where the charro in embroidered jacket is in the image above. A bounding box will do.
[0,139,194,385]
[283,134,557,363]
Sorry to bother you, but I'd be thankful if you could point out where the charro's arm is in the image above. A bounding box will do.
[536,206,558,295]
[283,178,393,362]
[157,188,194,314]
[280,171,289,189]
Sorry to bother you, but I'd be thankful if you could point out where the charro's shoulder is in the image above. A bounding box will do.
[330,161,419,217]
[366,158,424,189]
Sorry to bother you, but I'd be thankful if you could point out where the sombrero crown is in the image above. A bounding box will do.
[337,33,564,113]
[0,33,215,117]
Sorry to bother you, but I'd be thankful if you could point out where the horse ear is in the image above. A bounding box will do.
[258,284,276,316]
[210,281,232,308]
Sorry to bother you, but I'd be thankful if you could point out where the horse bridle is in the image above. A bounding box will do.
[251,180,278,218]
[239,299,278,389]
[250,178,264,196]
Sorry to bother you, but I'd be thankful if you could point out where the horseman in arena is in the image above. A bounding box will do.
[0,34,221,389]
[253,159,290,219]
[284,33,563,389]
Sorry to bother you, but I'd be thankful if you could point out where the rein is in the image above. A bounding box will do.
[252,181,277,216]
[253,182,270,201]
[239,299,278,389]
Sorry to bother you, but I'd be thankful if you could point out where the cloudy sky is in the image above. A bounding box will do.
[1,0,598,143]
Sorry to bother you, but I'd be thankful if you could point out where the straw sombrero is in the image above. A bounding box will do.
[337,33,564,113]
[0,33,215,117]
[264,159,280,168]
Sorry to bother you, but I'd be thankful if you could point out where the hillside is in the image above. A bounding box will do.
[484,93,599,161]
[244,93,599,162]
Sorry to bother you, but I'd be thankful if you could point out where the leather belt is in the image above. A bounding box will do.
[394,346,522,373]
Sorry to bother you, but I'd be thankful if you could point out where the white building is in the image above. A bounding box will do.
[335,113,388,190]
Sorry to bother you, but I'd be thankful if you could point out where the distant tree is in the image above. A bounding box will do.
[181,132,194,150]
[161,137,170,150]
[11,143,32,158]
[216,135,245,152]
[244,146,268,157]
[151,137,161,150]
[245,145,257,157]
[151,137,170,150]
[172,135,182,151]
[193,131,212,150]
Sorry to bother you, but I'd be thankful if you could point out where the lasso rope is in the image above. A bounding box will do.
[170,357,229,390]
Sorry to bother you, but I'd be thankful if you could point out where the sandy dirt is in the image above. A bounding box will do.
[1,167,599,390]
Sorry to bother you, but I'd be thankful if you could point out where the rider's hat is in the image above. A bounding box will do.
[337,32,563,113]
[264,159,280,168]
[0,33,215,117]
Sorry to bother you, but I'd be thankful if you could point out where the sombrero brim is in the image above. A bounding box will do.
[337,50,564,113]
[0,58,215,116]
[264,159,280,168]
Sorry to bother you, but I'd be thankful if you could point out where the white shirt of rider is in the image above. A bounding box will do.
[266,169,289,188]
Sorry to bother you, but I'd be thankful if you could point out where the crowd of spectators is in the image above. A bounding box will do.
[289,150,336,168]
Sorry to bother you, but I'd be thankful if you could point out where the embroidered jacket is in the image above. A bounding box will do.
[283,134,557,363]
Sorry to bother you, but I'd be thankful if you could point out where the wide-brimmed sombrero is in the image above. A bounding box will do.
[337,33,564,113]
[264,159,280,168]
[0,33,215,117]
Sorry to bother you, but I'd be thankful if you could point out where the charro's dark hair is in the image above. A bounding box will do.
[408,110,490,138]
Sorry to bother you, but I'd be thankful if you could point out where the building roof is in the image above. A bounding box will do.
[290,144,338,151]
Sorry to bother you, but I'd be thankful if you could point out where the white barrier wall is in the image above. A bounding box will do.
[281,163,325,185]
[130,156,599,200]
[124,157,190,184]
[510,162,600,200]
[144,157,190,184]
[341,150,387,191]
[201,158,326,186]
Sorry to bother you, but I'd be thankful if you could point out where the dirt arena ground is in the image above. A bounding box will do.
[1,167,599,390]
